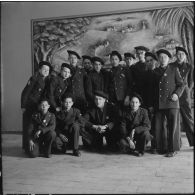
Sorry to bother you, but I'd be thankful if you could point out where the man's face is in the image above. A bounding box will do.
[83,59,92,70]
[95,95,106,108]
[145,56,156,70]
[69,54,78,67]
[61,67,71,79]
[94,61,102,73]
[110,55,120,67]
[130,97,141,111]
[39,65,50,77]
[125,57,134,67]
[159,53,169,67]
[62,98,73,111]
[39,101,50,114]
[177,51,186,63]
[136,50,146,62]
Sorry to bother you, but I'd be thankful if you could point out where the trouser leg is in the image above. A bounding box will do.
[28,140,39,158]
[69,123,80,150]
[22,110,32,151]
[180,104,194,146]
[42,131,56,156]
[53,136,67,153]
[165,109,179,153]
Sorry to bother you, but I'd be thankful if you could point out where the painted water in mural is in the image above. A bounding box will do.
[32,6,194,72]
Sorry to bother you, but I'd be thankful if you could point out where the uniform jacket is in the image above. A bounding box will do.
[85,69,109,103]
[131,61,147,98]
[108,66,132,102]
[120,107,151,135]
[84,103,118,130]
[170,61,194,106]
[71,67,87,103]
[28,111,56,139]
[21,72,50,110]
[153,64,184,109]
[47,74,72,110]
[55,107,83,135]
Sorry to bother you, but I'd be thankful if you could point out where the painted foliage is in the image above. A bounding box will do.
[32,5,194,72]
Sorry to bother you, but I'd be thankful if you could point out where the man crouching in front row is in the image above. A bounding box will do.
[27,99,56,158]
[52,94,83,157]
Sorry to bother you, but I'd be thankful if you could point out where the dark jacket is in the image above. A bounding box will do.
[170,61,194,106]
[108,66,132,103]
[85,69,109,104]
[120,107,151,135]
[21,72,49,110]
[55,107,83,135]
[28,111,56,139]
[47,74,72,110]
[131,61,147,100]
[71,67,87,103]
[84,103,118,130]
[153,64,184,109]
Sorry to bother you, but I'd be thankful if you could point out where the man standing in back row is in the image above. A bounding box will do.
[67,50,88,114]
[170,47,194,146]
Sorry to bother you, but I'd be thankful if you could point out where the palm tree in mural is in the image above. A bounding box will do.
[151,6,194,65]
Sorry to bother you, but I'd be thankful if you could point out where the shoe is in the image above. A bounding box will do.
[138,151,144,157]
[165,151,177,157]
[45,153,52,158]
[73,150,81,157]
[126,137,135,150]
[150,148,157,154]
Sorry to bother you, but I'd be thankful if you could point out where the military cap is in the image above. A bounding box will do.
[175,47,188,56]
[67,50,81,59]
[109,50,122,61]
[39,61,51,69]
[145,52,158,61]
[156,49,172,58]
[124,52,135,59]
[82,55,92,62]
[130,92,143,105]
[94,90,108,99]
[92,56,104,65]
[61,63,73,74]
[134,46,149,52]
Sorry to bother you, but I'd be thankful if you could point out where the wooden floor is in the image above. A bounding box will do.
[2,133,194,194]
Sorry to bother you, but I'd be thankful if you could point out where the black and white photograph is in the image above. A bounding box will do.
[1,1,194,194]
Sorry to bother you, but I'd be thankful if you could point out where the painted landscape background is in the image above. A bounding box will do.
[32,5,194,72]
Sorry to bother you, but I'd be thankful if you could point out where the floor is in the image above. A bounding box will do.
[2,133,194,194]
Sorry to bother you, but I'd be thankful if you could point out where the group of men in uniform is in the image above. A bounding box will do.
[21,45,194,158]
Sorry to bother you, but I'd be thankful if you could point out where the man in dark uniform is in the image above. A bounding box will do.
[170,47,194,146]
[47,63,72,113]
[82,55,93,74]
[21,61,51,152]
[27,99,56,158]
[67,50,88,114]
[85,56,109,108]
[53,94,83,157]
[152,49,184,157]
[107,51,133,109]
[143,52,159,153]
[82,90,119,151]
[131,46,149,107]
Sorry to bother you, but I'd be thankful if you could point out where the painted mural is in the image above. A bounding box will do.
[32,5,194,72]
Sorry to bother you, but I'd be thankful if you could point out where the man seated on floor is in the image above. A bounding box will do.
[81,90,119,152]
[52,94,83,157]
[27,99,56,158]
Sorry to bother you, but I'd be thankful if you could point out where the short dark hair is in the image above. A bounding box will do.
[61,93,74,102]
[39,98,50,105]
[130,92,143,105]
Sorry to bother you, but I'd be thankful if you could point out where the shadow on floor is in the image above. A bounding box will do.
[2,146,28,158]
